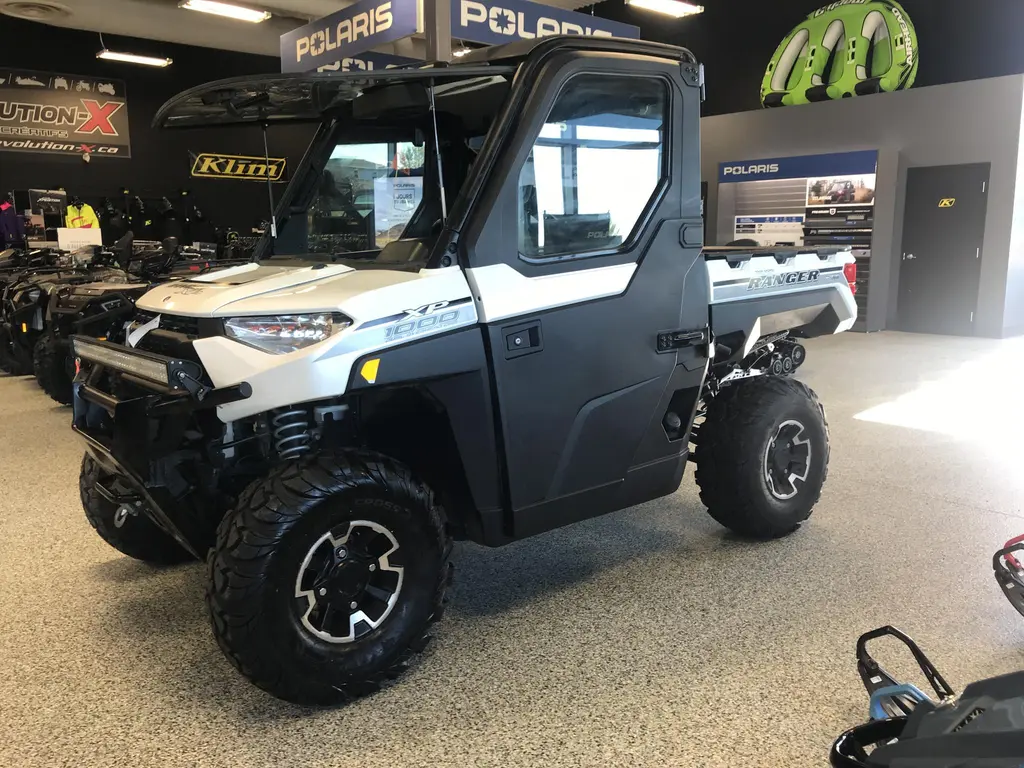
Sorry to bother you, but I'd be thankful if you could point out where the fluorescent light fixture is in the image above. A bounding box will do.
[452,47,472,58]
[625,0,704,18]
[178,0,272,22]
[97,49,173,67]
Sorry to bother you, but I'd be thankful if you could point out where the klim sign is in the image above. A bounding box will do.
[280,0,422,74]
[280,0,639,73]
[190,153,287,182]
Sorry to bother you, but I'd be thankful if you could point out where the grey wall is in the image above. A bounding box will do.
[701,75,1024,338]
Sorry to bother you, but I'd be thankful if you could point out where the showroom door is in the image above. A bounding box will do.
[896,163,989,335]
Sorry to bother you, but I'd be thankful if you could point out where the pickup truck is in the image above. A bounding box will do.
[69,36,857,705]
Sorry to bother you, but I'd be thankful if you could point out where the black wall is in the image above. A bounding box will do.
[596,0,1024,116]
[0,18,315,232]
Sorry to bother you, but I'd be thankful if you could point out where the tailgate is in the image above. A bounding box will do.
[703,248,857,358]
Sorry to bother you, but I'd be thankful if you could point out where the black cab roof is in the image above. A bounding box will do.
[153,36,698,130]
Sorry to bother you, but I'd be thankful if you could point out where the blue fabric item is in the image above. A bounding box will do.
[0,203,26,247]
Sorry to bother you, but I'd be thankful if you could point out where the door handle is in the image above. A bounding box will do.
[502,321,543,360]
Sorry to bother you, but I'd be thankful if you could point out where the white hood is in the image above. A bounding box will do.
[136,262,420,318]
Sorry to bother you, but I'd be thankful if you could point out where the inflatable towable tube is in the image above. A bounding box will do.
[761,0,918,108]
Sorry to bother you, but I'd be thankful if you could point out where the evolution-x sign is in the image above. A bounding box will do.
[0,70,131,158]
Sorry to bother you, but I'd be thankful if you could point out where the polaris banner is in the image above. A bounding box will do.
[316,52,419,72]
[453,0,639,45]
[719,150,878,183]
[280,0,422,74]
[0,70,130,158]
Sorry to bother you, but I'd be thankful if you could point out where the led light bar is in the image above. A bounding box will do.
[178,0,272,22]
[97,50,173,67]
[73,339,170,385]
[625,0,704,18]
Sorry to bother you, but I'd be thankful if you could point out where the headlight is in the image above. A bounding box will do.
[224,313,351,355]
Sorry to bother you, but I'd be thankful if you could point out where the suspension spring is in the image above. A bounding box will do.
[271,407,313,460]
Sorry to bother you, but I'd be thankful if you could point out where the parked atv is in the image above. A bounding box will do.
[0,247,79,374]
[71,37,858,704]
[0,246,128,376]
[36,235,249,404]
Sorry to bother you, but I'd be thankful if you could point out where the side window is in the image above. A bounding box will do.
[517,74,668,260]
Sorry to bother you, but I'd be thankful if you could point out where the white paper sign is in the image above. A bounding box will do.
[57,227,103,253]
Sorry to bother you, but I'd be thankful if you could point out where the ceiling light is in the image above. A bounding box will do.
[452,47,472,58]
[625,0,704,18]
[178,0,271,22]
[97,49,173,67]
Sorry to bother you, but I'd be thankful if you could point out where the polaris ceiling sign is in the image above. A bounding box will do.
[454,0,639,46]
[280,0,422,74]
[719,150,878,183]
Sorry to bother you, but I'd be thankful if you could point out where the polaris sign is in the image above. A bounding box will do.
[454,0,639,46]
[280,0,421,74]
[316,52,419,73]
[723,163,780,178]
[718,151,878,183]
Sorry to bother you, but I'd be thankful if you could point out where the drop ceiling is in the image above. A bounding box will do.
[0,0,594,58]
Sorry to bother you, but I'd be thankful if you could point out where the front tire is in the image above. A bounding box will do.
[695,377,829,539]
[207,452,451,705]
[80,454,192,564]
[33,332,73,405]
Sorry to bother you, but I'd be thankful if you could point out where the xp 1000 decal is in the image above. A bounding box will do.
[761,0,918,108]
[0,71,130,157]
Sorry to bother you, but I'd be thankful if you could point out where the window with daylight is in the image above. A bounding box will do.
[517,74,667,260]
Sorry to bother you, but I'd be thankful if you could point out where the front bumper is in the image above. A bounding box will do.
[71,336,252,555]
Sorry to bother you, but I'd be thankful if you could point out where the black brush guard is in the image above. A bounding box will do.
[71,335,251,557]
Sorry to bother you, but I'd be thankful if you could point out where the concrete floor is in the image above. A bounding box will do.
[2,331,1024,767]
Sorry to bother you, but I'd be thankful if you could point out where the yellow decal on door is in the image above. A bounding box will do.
[938,198,956,208]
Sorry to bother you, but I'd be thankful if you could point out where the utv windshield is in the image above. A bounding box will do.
[305,140,427,255]
[276,76,509,265]
[154,68,515,268]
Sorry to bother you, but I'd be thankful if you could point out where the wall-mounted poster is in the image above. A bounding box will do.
[806,174,877,207]
[0,71,130,158]
[734,214,805,246]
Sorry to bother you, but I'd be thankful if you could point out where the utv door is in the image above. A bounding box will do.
[460,48,709,539]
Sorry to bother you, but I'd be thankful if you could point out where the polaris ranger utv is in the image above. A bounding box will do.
[70,37,857,704]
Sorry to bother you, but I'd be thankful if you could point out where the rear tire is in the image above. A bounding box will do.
[695,376,829,539]
[206,451,452,705]
[80,454,192,564]
[33,332,73,405]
